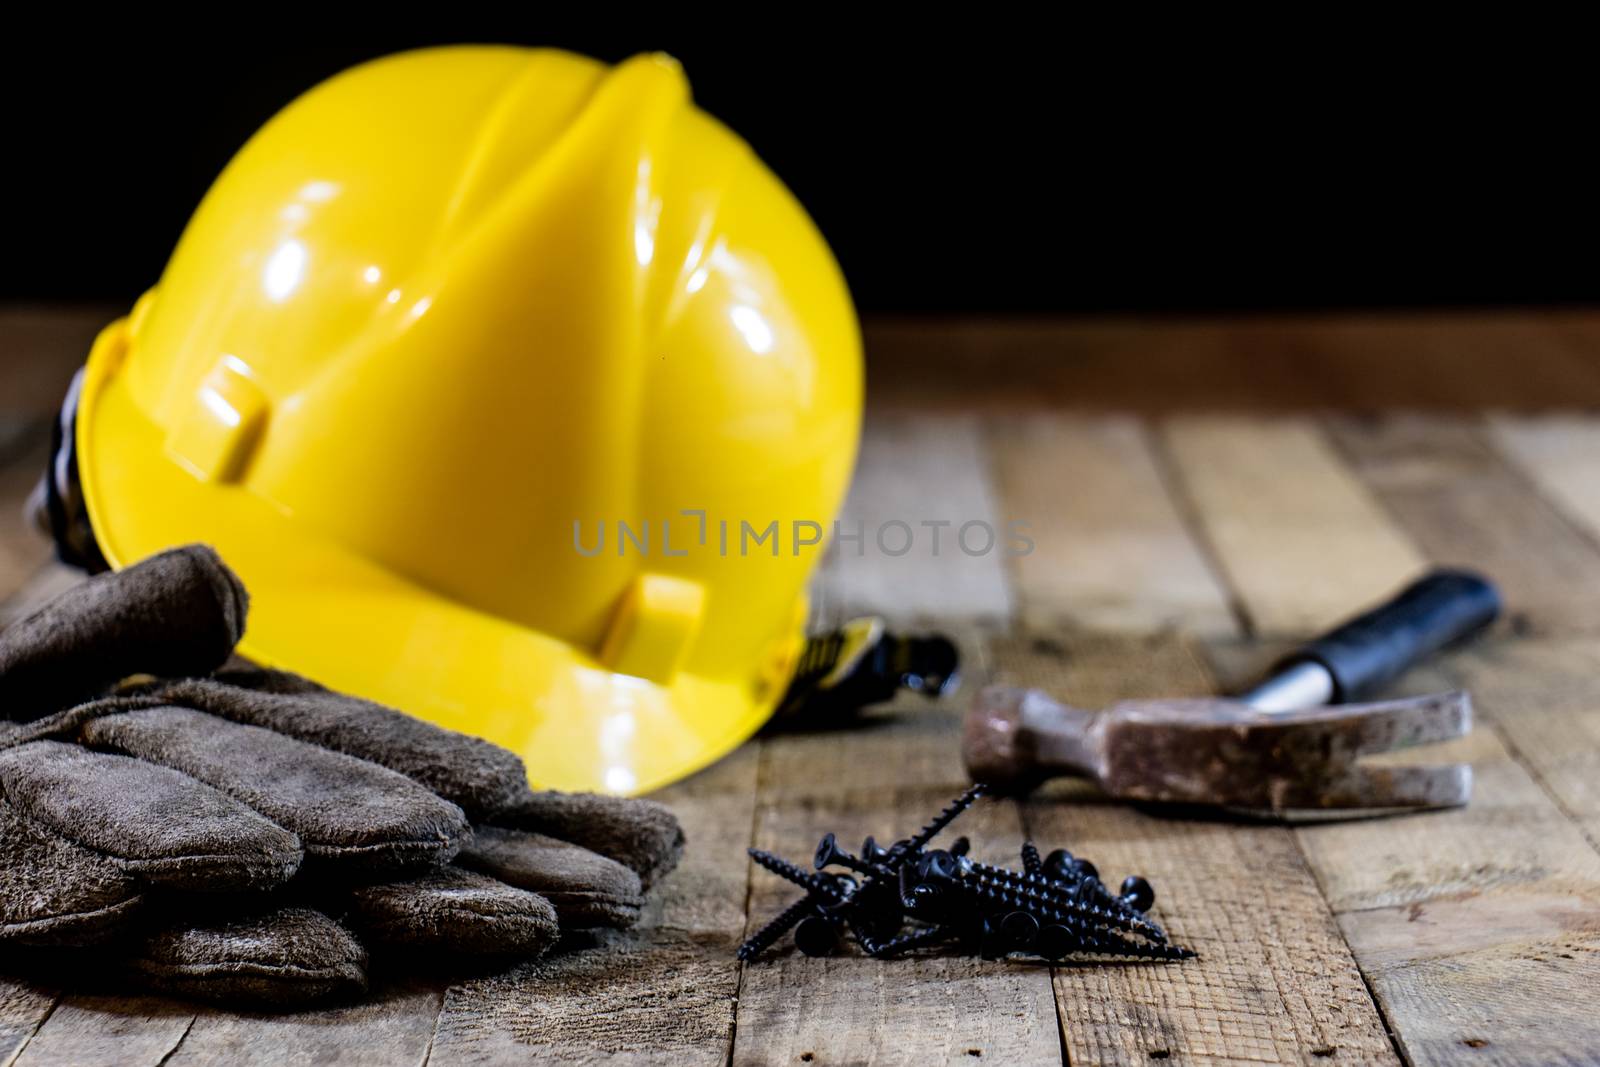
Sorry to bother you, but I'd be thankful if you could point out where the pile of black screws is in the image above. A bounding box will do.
[738,786,1195,963]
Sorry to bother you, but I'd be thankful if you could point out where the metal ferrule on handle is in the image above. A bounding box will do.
[1237,569,1501,712]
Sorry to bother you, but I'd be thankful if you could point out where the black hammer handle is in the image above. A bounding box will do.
[1239,569,1501,710]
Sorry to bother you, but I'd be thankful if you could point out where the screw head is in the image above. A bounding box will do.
[1000,910,1040,948]
[1042,849,1076,880]
[814,833,841,870]
[917,849,960,881]
[1120,875,1155,912]
[1037,923,1078,960]
[794,915,842,957]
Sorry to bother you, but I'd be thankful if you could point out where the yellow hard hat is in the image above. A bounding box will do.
[68,46,862,794]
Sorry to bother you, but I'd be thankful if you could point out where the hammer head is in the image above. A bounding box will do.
[964,686,1472,813]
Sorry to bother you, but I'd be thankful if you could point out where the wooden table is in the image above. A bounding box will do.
[4,307,1600,1065]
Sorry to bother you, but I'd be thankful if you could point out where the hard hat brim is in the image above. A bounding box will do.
[76,319,779,796]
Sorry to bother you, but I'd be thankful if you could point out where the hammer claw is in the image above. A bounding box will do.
[1265,761,1473,812]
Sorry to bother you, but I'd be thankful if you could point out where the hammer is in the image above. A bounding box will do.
[964,570,1500,814]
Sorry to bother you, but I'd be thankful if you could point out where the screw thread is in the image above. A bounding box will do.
[858,924,946,959]
[1071,925,1196,962]
[968,862,1164,940]
[889,785,986,863]
[749,848,843,897]
[965,873,1165,942]
[738,896,822,960]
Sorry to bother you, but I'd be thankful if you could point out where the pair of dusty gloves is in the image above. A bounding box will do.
[0,546,683,1007]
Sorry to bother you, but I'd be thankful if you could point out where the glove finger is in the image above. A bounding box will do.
[80,707,467,874]
[0,740,302,892]
[457,826,643,929]
[0,544,246,718]
[495,791,685,890]
[343,867,559,957]
[0,792,142,945]
[159,675,529,820]
[127,906,367,1008]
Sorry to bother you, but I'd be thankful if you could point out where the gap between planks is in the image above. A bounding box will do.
[1177,413,1600,1065]
[993,633,1399,1066]
[730,625,1066,1066]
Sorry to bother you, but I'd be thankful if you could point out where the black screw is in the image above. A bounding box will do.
[1120,875,1155,913]
[793,914,844,957]
[1000,910,1040,948]
[738,848,853,961]
[735,787,1192,964]
[815,832,875,873]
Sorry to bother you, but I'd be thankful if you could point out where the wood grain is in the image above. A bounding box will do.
[1,302,1599,1062]
[11,995,193,1067]
[1327,414,1600,634]
[1160,417,1600,1064]
[816,414,1014,625]
[0,978,56,1067]
[734,787,1061,1066]
[1323,649,1600,1067]
[1161,416,1425,636]
[1450,638,1600,852]
[1489,415,1600,550]
[1194,645,1600,1067]
[167,985,442,1066]
[758,674,974,809]
[991,634,1399,1065]
[987,414,1236,636]
[734,619,1060,1067]
[427,748,758,1065]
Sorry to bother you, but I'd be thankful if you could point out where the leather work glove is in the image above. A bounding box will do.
[0,545,683,1006]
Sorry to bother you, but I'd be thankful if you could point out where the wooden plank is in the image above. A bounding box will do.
[733,641,1061,1066]
[986,414,1236,636]
[990,634,1398,1065]
[865,310,1600,413]
[1327,414,1600,634]
[1305,647,1600,1067]
[1488,414,1600,550]
[756,622,991,805]
[1161,416,1425,636]
[12,995,193,1067]
[1449,637,1600,851]
[165,984,440,1066]
[1162,422,1600,1063]
[0,425,51,606]
[735,788,1060,1066]
[0,978,56,1067]
[817,413,1014,625]
[1199,640,1600,1062]
[427,748,758,1065]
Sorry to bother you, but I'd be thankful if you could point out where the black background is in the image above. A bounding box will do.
[4,24,1593,313]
